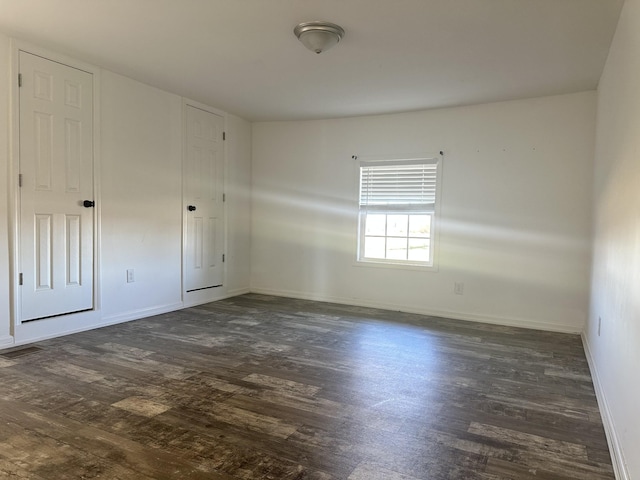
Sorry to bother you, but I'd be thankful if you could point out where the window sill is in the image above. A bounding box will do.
[353,260,439,273]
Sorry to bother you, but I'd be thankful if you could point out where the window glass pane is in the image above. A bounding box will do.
[408,239,430,262]
[387,237,408,260]
[387,215,408,236]
[365,214,386,236]
[409,215,431,238]
[364,236,386,259]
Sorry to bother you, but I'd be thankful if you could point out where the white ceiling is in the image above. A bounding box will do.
[0,0,623,121]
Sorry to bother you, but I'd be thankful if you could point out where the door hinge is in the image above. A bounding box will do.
[18,174,23,187]
[222,193,226,202]
[223,131,226,141]
[222,254,226,263]
[19,273,23,286]
[18,73,22,87]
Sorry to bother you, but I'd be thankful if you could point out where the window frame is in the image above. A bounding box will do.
[356,154,442,270]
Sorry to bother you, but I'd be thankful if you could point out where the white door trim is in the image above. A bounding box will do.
[9,39,102,339]
[181,97,228,307]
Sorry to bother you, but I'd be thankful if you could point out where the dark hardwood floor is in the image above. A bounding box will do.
[0,294,614,479]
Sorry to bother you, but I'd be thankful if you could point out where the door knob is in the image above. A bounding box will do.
[187,205,196,211]
[83,200,95,208]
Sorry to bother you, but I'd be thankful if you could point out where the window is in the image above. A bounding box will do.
[358,157,440,267]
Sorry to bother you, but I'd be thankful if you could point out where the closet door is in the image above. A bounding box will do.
[19,51,94,321]
[184,105,224,292]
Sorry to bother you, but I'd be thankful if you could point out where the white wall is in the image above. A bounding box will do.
[0,35,252,346]
[252,92,596,333]
[0,34,12,346]
[100,71,183,320]
[225,114,252,296]
[586,0,640,477]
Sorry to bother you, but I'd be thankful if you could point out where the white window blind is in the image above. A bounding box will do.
[359,159,438,211]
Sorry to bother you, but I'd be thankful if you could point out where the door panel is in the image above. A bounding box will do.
[184,105,224,291]
[19,51,94,321]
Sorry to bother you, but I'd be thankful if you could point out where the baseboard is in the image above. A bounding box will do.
[183,287,250,308]
[11,302,184,348]
[7,291,253,350]
[226,287,251,298]
[582,333,630,480]
[0,335,14,348]
[248,287,582,334]
[100,302,185,325]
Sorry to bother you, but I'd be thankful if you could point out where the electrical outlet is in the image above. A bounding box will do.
[454,282,464,295]
[598,316,601,336]
[126,269,135,283]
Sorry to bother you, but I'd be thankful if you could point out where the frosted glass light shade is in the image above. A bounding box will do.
[294,21,345,54]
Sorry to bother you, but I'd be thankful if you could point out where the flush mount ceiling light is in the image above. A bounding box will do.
[294,21,345,54]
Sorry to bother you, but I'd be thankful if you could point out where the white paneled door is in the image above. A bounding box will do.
[184,105,224,292]
[19,51,94,321]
